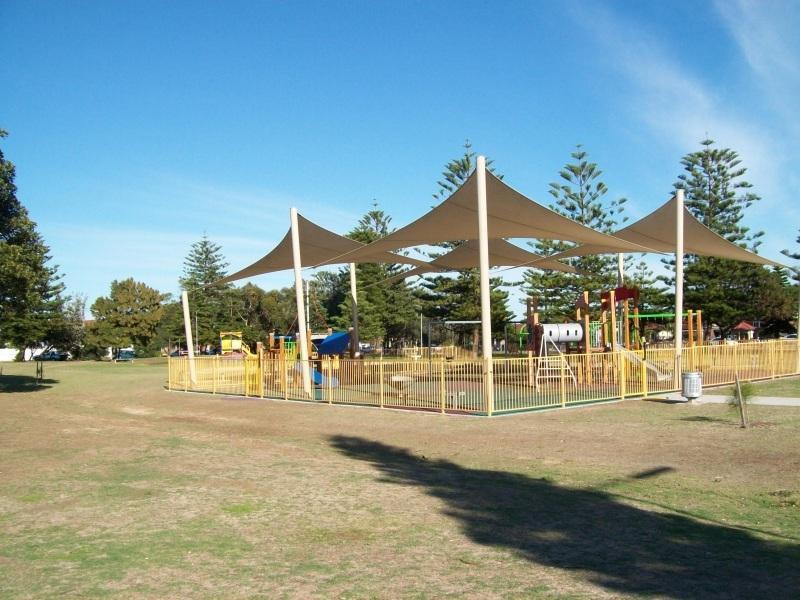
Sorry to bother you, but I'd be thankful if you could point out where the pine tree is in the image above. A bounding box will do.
[523,145,627,320]
[676,139,762,247]
[420,142,511,353]
[329,207,421,346]
[179,235,231,345]
[0,129,66,354]
[782,228,800,285]
[674,139,791,333]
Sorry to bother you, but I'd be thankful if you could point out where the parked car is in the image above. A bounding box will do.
[114,349,136,362]
[36,350,70,361]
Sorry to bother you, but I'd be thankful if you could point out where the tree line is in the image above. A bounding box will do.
[2,128,798,360]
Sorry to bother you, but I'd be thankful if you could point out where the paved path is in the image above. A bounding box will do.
[659,393,800,407]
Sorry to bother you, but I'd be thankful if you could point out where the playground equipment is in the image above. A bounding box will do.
[525,298,579,388]
[220,331,254,356]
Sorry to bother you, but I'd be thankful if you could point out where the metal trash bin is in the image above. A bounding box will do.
[682,371,703,400]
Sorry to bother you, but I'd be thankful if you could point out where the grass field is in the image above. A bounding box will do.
[1,359,799,598]
[710,376,800,398]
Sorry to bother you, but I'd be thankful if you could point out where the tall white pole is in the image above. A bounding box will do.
[181,291,197,384]
[291,207,312,396]
[617,253,625,287]
[674,189,685,387]
[476,155,494,415]
[349,263,359,356]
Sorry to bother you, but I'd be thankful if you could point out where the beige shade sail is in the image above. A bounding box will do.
[547,196,785,267]
[433,239,575,272]
[379,239,577,286]
[313,170,654,267]
[219,213,430,284]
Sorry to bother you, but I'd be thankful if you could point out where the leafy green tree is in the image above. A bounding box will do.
[224,283,298,343]
[523,145,628,320]
[0,129,66,354]
[179,235,231,345]
[780,229,800,333]
[58,294,87,357]
[85,278,166,356]
[673,139,791,333]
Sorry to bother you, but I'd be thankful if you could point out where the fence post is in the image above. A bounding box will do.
[167,356,172,391]
[440,359,446,414]
[327,358,333,405]
[641,351,648,398]
[770,341,776,379]
[284,360,289,401]
[212,356,217,394]
[619,351,627,399]
[559,357,566,408]
[485,357,494,417]
[379,357,385,408]
[527,350,534,387]
[184,357,189,392]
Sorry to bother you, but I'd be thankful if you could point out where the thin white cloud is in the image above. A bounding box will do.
[569,2,798,257]
[714,0,800,136]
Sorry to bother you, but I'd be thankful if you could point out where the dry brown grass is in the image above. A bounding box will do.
[1,360,799,598]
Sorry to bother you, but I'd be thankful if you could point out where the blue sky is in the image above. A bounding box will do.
[2,0,798,318]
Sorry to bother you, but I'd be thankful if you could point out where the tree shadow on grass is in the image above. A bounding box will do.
[0,375,58,392]
[330,435,800,599]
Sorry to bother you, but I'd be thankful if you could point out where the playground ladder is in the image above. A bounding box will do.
[535,338,578,389]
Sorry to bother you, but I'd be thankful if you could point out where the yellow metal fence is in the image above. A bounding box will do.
[167,339,799,416]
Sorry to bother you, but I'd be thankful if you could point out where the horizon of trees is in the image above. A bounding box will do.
[3,129,798,359]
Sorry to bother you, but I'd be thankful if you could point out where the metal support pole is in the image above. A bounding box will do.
[675,189,685,388]
[349,263,360,358]
[290,207,312,396]
[181,291,197,385]
[476,156,494,415]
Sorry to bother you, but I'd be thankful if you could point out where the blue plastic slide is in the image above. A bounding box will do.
[295,362,340,388]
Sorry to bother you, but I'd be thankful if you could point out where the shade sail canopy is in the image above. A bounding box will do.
[313,171,654,266]
[434,239,576,272]
[548,196,784,267]
[219,213,430,284]
[379,239,577,285]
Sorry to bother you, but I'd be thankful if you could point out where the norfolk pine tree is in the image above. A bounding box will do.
[419,141,512,353]
[523,145,635,320]
[673,140,792,333]
[0,129,66,355]
[179,235,232,345]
